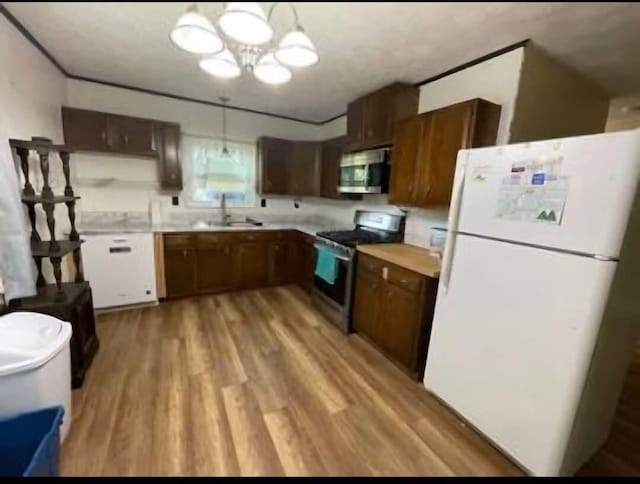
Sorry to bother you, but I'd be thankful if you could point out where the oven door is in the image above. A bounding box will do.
[313,250,350,307]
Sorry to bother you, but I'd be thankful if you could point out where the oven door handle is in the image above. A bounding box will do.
[313,243,351,261]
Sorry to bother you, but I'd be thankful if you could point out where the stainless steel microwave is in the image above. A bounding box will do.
[338,148,391,194]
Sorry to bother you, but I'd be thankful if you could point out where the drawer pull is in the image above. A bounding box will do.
[109,246,131,253]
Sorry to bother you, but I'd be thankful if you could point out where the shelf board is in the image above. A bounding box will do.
[8,281,90,309]
[9,138,73,153]
[31,240,83,258]
[22,195,80,205]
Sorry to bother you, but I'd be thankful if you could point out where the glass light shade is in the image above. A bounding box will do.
[218,2,273,45]
[170,10,224,54]
[253,53,292,85]
[199,49,241,79]
[275,29,319,67]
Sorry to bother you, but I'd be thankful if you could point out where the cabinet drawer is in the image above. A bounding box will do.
[386,264,423,293]
[196,232,234,247]
[358,253,385,275]
[163,233,194,249]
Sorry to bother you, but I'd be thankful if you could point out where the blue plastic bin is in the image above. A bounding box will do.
[0,406,64,477]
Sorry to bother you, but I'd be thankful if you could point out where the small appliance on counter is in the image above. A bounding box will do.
[338,148,391,194]
[312,210,405,332]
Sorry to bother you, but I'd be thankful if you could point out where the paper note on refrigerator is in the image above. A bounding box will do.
[496,175,569,224]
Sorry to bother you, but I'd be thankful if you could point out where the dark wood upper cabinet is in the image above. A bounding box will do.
[389,98,501,207]
[346,98,366,150]
[62,107,110,151]
[291,141,321,197]
[389,115,428,205]
[156,123,182,191]
[61,106,183,191]
[346,83,419,152]
[258,136,293,195]
[320,136,346,198]
[112,115,155,155]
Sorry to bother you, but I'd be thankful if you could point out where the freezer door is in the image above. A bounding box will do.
[424,234,616,476]
[456,129,640,258]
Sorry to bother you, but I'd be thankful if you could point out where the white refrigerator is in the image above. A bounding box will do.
[424,129,640,476]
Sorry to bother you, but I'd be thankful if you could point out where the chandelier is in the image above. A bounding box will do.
[170,2,318,85]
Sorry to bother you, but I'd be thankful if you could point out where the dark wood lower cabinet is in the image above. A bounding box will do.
[292,231,315,292]
[164,230,315,299]
[196,245,234,293]
[353,268,382,339]
[164,236,198,298]
[236,241,270,289]
[353,253,438,380]
[269,237,294,286]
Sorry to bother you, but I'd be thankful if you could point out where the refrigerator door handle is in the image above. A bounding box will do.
[441,154,468,293]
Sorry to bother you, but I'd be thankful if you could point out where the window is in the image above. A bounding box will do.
[182,135,256,207]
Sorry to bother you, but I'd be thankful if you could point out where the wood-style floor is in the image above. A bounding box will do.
[61,286,636,476]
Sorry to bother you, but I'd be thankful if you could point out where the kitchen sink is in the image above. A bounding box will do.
[190,217,262,229]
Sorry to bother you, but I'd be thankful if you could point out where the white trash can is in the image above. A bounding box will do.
[0,311,73,441]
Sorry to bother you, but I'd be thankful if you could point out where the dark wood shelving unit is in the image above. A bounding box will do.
[30,240,83,258]
[21,194,80,204]
[7,136,99,388]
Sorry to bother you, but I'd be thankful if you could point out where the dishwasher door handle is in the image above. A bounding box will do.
[109,246,132,253]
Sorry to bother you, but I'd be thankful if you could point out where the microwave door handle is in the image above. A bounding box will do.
[364,164,369,191]
[440,154,467,293]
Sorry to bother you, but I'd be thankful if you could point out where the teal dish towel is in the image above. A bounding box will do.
[315,246,339,285]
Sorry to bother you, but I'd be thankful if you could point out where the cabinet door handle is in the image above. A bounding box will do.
[101,131,106,142]
[183,249,187,256]
[124,135,129,145]
[170,174,176,180]
[408,182,413,194]
[225,247,230,254]
[367,128,373,137]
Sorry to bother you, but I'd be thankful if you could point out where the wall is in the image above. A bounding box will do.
[418,47,524,144]
[0,15,66,296]
[606,96,640,132]
[509,44,609,142]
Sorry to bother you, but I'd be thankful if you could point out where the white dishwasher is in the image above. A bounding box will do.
[81,232,157,309]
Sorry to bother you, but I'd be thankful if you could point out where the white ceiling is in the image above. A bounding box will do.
[4,2,640,123]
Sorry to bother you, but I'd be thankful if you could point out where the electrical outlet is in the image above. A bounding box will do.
[171,196,179,206]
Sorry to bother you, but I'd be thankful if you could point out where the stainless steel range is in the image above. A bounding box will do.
[312,210,405,332]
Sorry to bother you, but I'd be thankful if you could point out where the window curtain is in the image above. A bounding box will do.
[182,135,256,207]
[0,114,36,302]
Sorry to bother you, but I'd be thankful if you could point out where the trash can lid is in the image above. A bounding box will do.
[0,312,72,376]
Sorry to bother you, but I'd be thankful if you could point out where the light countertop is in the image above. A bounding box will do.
[79,223,336,238]
[357,243,441,278]
[154,223,334,237]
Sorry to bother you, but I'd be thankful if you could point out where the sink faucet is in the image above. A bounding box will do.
[220,192,231,226]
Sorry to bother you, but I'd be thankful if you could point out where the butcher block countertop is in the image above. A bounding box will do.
[357,244,441,278]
